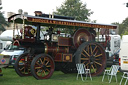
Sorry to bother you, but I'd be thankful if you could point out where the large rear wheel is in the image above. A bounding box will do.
[31,54,55,80]
[75,41,107,76]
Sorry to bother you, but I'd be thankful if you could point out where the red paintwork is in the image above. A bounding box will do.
[58,37,72,46]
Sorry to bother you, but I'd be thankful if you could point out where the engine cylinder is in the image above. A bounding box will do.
[44,43,69,54]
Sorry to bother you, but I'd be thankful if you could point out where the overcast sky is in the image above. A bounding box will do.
[1,0,128,24]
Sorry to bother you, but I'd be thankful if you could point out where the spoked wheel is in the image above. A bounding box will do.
[31,54,55,80]
[76,41,107,76]
[14,53,33,76]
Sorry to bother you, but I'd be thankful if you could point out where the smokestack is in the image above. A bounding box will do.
[24,12,28,15]
[18,9,23,14]
[126,3,128,7]
[0,0,2,5]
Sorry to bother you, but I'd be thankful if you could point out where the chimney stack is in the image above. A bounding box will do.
[18,9,23,14]
[0,0,2,5]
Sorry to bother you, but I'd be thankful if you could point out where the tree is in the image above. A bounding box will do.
[113,17,128,36]
[0,4,8,31]
[119,17,128,35]
[121,31,128,36]
[54,0,93,21]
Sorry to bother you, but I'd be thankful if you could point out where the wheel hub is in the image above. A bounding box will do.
[80,38,86,43]
[42,64,46,69]
[90,55,95,64]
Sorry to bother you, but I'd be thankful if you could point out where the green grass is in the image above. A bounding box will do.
[0,67,126,85]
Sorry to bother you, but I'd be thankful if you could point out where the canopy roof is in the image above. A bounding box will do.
[8,14,117,29]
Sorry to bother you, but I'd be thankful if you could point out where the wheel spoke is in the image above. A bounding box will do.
[91,65,96,73]
[42,57,46,64]
[40,70,44,76]
[95,54,102,57]
[46,69,50,72]
[42,70,46,75]
[46,65,51,67]
[20,67,25,71]
[92,46,97,54]
[82,61,86,64]
[94,63,98,70]
[35,67,42,69]
[90,45,93,55]
[36,62,40,66]
[45,61,49,65]
[94,50,98,56]
[36,69,41,74]
[81,58,89,60]
[83,49,90,56]
[40,58,43,64]
[85,62,89,66]
[82,53,87,57]
[94,61,102,66]
[95,59,101,60]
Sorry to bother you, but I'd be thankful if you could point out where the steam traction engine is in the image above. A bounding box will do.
[8,11,117,80]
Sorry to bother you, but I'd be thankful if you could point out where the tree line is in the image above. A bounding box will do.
[0,8,8,31]
[113,17,128,36]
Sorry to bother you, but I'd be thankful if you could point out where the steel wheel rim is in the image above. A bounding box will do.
[34,55,54,79]
[80,43,106,76]
[17,54,32,76]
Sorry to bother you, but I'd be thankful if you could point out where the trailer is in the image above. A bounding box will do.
[0,30,14,76]
[8,11,117,80]
[119,35,128,72]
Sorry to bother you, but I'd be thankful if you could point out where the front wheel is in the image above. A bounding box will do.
[31,54,55,80]
[14,53,33,76]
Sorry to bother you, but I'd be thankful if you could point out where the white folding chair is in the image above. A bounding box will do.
[102,65,119,83]
[76,63,92,81]
[120,72,128,85]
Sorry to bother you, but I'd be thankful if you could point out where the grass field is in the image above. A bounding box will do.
[0,67,126,85]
